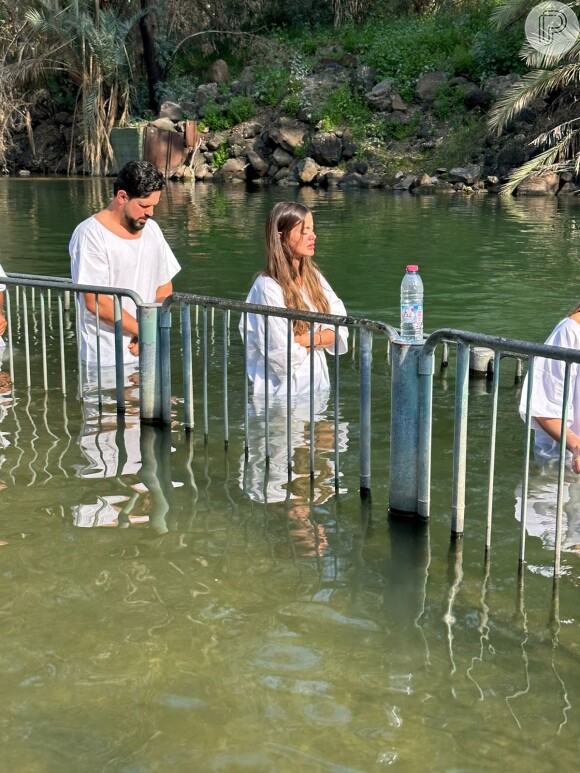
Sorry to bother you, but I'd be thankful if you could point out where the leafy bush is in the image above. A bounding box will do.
[315,82,372,137]
[202,101,233,131]
[470,25,526,80]
[432,84,467,122]
[283,93,301,118]
[293,142,308,159]
[253,64,292,106]
[227,95,255,124]
[428,116,488,168]
[213,143,229,168]
[364,16,468,101]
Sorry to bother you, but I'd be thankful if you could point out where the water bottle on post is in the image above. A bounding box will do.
[400,265,423,343]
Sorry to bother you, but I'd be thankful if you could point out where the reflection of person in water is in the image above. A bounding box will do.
[240,395,348,556]
[515,476,580,555]
[73,411,185,533]
[519,301,580,473]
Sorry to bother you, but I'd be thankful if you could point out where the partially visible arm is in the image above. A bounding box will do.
[84,292,139,338]
[535,416,580,474]
[126,281,173,356]
[0,292,6,336]
[318,275,348,354]
[155,280,173,302]
[294,327,335,350]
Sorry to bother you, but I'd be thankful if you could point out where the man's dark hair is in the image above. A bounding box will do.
[113,161,166,198]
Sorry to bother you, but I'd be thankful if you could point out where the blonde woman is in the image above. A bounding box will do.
[240,202,348,398]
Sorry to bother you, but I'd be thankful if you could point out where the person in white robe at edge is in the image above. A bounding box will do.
[517,300,580,551]
[519,300,580,473]
[0,263,7,341]
[0,263,9,385]
[69,160,181,391]
[240,201,348,398]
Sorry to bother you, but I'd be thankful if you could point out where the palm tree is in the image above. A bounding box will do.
[0,4,47,172]
[488,0,580,193]
[25,1,139,176]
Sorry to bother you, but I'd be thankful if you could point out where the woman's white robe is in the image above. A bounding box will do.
[240,274,348,398]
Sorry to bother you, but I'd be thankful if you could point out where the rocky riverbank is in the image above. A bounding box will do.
[8,57,580,197]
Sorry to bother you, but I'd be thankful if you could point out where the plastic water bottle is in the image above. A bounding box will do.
[400,265,423,343]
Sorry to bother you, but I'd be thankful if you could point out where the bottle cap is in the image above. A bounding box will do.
[406,264,419,272]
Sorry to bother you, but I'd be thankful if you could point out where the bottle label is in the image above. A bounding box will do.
[401,303,423,326]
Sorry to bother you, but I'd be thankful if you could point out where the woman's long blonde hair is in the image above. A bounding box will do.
[263,202,329,334]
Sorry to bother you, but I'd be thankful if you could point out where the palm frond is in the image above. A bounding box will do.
[501,130,580,194]
[490,0,538,30]
[488,64,580,134]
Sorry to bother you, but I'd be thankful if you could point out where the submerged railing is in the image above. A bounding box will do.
[159,292,399,496]
[1,273,579,577]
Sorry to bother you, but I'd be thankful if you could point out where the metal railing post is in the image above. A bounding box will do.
[159,306,173,425]
[359,328,373,495]
[451,342,470,537]
[418,346,435,519]
[139,303,162,424]
[389,340,422,515]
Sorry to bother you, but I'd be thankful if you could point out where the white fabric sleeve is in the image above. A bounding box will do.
[0,263,6,292]
[69,221,110,286]
[519,320,579,423]
[148,220,181,286]
[319,275,348,355]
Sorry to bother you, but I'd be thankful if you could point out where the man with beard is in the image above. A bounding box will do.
[70,161,181,369]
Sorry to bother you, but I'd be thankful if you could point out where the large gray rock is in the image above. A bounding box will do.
[206,131,228,151]
[195,83,219,113]
[273,147,294,168]
[194,163,211,180]
[309,132,342,166]
[483,74,522,100]
[339,173,365,188]
[215,157,247,181]
[448,165,481,185]
[360,174,384,189]
[207,59,230,84]
[295,157,320,184]
[149,117,176,132]
[246,150,269,176]
[231,66,255,96]
[159,101,183,122]
[323,170,346,187]
[365,78,396,111]
[415,71,447,101]
[243,122,263,139]
[517,173,560,195]
[393,174,417,191]
[268,118,309,153]
[350,65,377,94]
[273,167,291,183]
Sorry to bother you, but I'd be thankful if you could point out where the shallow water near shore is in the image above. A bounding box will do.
[0,178,579,771]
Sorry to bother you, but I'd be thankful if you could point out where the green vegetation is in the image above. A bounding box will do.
[0,0,543,178]
[315,83,372,137]
[213,143,229,168]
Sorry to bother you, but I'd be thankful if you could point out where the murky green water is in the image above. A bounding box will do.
[1,179,579,772]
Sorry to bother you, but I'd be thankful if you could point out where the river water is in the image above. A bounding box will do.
[0,178,579,772]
